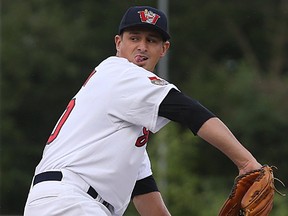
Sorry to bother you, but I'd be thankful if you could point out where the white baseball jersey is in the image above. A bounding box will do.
[34,56,177,215]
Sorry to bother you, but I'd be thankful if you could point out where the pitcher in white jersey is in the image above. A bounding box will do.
[24,5,262,216]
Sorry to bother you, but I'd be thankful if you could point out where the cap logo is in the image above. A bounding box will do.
[138,9,160,25]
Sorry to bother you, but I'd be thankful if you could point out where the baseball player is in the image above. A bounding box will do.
[24,6,262,216]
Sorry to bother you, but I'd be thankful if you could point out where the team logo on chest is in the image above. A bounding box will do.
[138,9,160,25]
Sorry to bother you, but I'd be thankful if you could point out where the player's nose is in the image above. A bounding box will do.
[137,40,148,52]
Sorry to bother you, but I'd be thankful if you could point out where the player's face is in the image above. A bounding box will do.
[115,28,170,72]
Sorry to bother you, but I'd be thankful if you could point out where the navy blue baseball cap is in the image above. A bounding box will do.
[118,6,170,41]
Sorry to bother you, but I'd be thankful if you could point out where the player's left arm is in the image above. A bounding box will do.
[131,175,171,216]
[159,88,261,174]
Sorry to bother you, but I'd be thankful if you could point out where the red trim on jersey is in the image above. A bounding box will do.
[83,70,96,87]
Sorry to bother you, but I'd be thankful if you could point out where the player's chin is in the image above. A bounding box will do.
[133,60,154,71]
[140,64,153,71]
[134,61,147,68]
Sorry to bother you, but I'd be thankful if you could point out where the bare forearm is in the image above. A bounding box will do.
[197,117,261,174]
[133,192,171,216]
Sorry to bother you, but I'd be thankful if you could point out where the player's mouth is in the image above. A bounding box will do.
[135,55,148,63]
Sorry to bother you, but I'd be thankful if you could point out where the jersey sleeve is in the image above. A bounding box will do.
[131,175,159,199]
[108,67,177,133]
[131,151,159,198]
[159,89,216,135]
[136,150,153,180]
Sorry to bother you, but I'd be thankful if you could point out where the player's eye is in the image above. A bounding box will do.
[130,36,139,41]
[147,38,156,43]
[147,36,161,43]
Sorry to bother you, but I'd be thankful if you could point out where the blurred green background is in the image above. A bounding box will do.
[1,0,287,215]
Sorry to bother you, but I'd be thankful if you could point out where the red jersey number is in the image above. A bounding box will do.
[47,98,76,144]
[135,127,150,147]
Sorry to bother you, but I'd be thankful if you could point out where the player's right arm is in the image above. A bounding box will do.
[133,191,171,216]
[131,175,171,216]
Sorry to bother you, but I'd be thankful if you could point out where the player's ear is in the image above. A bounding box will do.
[160,41,170,57]
[115,35,122,53]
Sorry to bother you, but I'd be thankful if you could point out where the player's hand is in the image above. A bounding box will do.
[238,159,262,176]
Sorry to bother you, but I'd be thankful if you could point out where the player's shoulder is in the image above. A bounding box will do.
[99,56,151,76]
[100,56,133,68]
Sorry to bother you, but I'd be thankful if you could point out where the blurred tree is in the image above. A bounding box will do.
[169,0,288,84]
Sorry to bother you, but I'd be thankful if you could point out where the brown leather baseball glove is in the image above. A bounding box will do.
[218,165,285,216]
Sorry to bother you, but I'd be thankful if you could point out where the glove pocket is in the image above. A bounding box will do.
[241,166,274,215]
